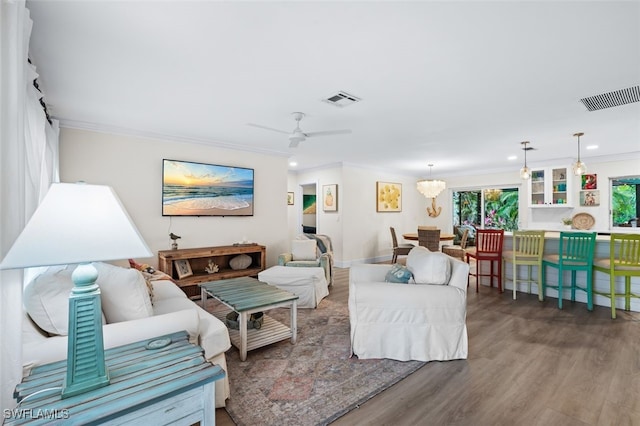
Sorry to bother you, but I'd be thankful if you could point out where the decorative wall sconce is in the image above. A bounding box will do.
[416,164,446,217]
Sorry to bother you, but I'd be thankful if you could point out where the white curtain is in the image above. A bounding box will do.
[0,0,59,411]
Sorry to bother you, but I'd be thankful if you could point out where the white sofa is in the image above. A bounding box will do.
[21,263,231,408]
[349,247,470,362]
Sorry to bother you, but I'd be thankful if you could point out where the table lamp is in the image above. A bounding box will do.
[0,182,152,398]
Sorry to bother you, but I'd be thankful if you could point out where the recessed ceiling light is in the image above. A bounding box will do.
[507,155,517,160]
[586,145,598,150]
[289,160,298,167]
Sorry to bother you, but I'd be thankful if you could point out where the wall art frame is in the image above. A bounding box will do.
[579,190,600,207]
[376,181,402,212]
[323,184,338,212]
[287,192,294,205]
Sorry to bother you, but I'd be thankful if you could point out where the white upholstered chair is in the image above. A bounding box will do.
[349,247,469,362]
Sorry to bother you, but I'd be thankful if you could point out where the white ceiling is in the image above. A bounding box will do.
[26,1,640,178]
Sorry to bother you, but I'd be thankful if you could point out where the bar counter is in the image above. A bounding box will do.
[493,229,640,313]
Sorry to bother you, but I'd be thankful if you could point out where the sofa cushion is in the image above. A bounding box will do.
[385,263,414,284]
[406,247,451,285]
[292,239,317,261]
[94,262,153,324]
[23,265,75,336]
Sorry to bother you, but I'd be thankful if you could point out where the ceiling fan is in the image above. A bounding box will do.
[248,112,352,148]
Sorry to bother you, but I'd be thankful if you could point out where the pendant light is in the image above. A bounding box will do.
[572,132,587,175]
[520,141,531,180]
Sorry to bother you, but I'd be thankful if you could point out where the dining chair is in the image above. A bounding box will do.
[541,231,596,310]
[417,228,440,252]
[442,228,469,262]
[593,234,640,318]
[502,230,545,300]
[466,229,504,292]
[390,226,414,263]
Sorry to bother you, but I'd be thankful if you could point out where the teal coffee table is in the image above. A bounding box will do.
[200,277,299,361]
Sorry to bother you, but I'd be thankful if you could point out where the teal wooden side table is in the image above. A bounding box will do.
[5,330,224,425]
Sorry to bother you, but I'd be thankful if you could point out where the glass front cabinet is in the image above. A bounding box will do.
[529,166,573,207]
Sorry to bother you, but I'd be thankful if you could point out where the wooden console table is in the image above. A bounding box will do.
[158,244,266,298]
[7,331,224,425]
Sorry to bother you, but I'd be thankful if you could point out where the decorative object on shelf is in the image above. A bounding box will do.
[416,164,445,217]
[581,173,597,190]
[562,217,573,229]
[572,212,596,230]
[323,184,338,212]
[580,190,600,206]
[230,253,252,270]
[169,232,181,250]
[377,181,402,212]
[205,259,219,274]
[174,259,193,279]
[287,192,294,205]
[572,132,587,176]
[519,141,532,180]
[0,182,152,398]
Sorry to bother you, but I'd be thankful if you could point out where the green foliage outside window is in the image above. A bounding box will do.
[612,184,637,225]
[453,188,519,231]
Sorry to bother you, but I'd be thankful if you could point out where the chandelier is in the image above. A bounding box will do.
[572,132,587,175]
[416,164,446,198]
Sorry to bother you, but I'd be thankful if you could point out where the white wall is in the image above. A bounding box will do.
[290,164,446,266]
[60,128,289,267]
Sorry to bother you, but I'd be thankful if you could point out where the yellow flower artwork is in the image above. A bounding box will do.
[376,181,402,212]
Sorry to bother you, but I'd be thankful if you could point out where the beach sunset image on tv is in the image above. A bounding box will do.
[162,159,254,216]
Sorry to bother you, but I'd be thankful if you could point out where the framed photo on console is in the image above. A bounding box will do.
[174,259,193,279]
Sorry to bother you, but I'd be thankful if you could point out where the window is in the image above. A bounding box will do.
[611,176,639,228]
[453,187,519,231]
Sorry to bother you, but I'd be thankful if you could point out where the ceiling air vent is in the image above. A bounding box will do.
[322,91,361,108]
[579,85,640,111]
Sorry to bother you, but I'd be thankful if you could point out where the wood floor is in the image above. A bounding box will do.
[216,267,640,426]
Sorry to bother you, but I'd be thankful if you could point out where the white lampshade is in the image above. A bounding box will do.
[1,182,152,269]
[416,179,446,198]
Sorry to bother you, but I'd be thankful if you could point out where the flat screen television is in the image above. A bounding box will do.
[162,159,254,216]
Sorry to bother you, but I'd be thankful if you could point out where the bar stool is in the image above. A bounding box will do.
[593,234,640,319]
[466,229,504,292]
[541,231,596,310]
[502,230,546,300]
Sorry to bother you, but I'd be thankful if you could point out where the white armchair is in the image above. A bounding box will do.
[349,247,469,362]
[278,234,334,285]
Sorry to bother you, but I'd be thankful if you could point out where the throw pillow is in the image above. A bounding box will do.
[94,262,154,324]
[23,265,76,336]
[385,263,413,284]
[291,239,317,261]
[406,246,452,285]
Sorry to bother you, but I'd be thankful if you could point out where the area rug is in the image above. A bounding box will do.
[203,269,425,426]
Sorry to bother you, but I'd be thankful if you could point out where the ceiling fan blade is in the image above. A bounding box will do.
[304,129,352,138]
[247,123,290,135]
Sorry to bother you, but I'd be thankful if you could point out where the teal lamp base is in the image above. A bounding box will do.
[61,263,109,398]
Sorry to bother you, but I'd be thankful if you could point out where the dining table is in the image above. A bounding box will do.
[402,232,455,242]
